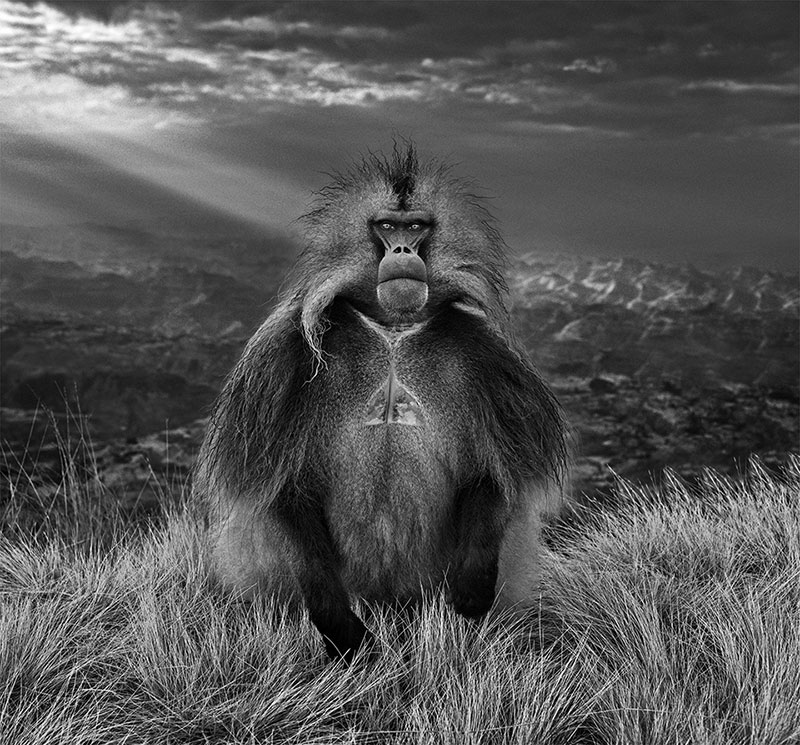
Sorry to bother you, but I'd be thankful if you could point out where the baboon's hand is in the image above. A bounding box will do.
[321,609,373,664]
[451,562,498,619]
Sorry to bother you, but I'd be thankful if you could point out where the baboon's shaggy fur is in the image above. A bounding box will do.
[194,144,568,661]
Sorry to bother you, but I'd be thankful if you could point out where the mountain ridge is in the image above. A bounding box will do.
[513,254,799,314]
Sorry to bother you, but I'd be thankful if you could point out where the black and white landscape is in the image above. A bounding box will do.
[1,2,798,743]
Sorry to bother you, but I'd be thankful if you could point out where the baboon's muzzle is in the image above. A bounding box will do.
[377,250,428,314]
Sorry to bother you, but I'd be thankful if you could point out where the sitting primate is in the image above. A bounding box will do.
[194,144,568,661]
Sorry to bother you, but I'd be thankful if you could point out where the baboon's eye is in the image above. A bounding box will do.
[380,222,394,230]
[408,223,421,231]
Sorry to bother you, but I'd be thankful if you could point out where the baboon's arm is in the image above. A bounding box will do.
[450,476,506,618]
[272,493,370,663]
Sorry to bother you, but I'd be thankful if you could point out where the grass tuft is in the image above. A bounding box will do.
[1,453,798,744]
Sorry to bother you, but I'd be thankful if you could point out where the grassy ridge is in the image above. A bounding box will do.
[1,457,798,744]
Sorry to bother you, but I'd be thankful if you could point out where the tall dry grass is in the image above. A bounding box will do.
[1,449,798,744]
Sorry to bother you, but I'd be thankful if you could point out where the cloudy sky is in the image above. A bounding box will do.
[1,0,798,270]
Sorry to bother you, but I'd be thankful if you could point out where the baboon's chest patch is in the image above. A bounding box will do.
[353,309,427,426]
[365,366,423,426]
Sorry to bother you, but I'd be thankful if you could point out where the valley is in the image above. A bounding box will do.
[2,223,797,511]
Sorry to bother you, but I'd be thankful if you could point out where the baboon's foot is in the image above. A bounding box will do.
[450,561,498,619]
[318,609,373,664]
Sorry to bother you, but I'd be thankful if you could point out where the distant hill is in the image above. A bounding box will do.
[513,255,798,313]
[510,256,799,387]
[0,221,298,291]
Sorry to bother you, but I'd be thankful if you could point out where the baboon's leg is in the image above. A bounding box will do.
[210,499,295,600]
[450,476,505,618]
[495,480,559,611]
[272,494,370,663]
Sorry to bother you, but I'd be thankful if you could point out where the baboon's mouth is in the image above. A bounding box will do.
[376,278,428,314]
[378,276,427,290]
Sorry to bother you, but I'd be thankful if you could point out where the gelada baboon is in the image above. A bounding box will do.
[194,144,567,662]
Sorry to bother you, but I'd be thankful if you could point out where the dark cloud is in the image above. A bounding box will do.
[39,1,799,65]
[9,0,798,138]
[3,1,797,270]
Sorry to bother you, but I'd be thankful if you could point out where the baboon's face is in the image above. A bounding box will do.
[369,210,433,317]
[303,157,503,333]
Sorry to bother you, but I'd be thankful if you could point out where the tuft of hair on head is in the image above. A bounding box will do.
[385,140,418,209]
[348,139,427,210]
